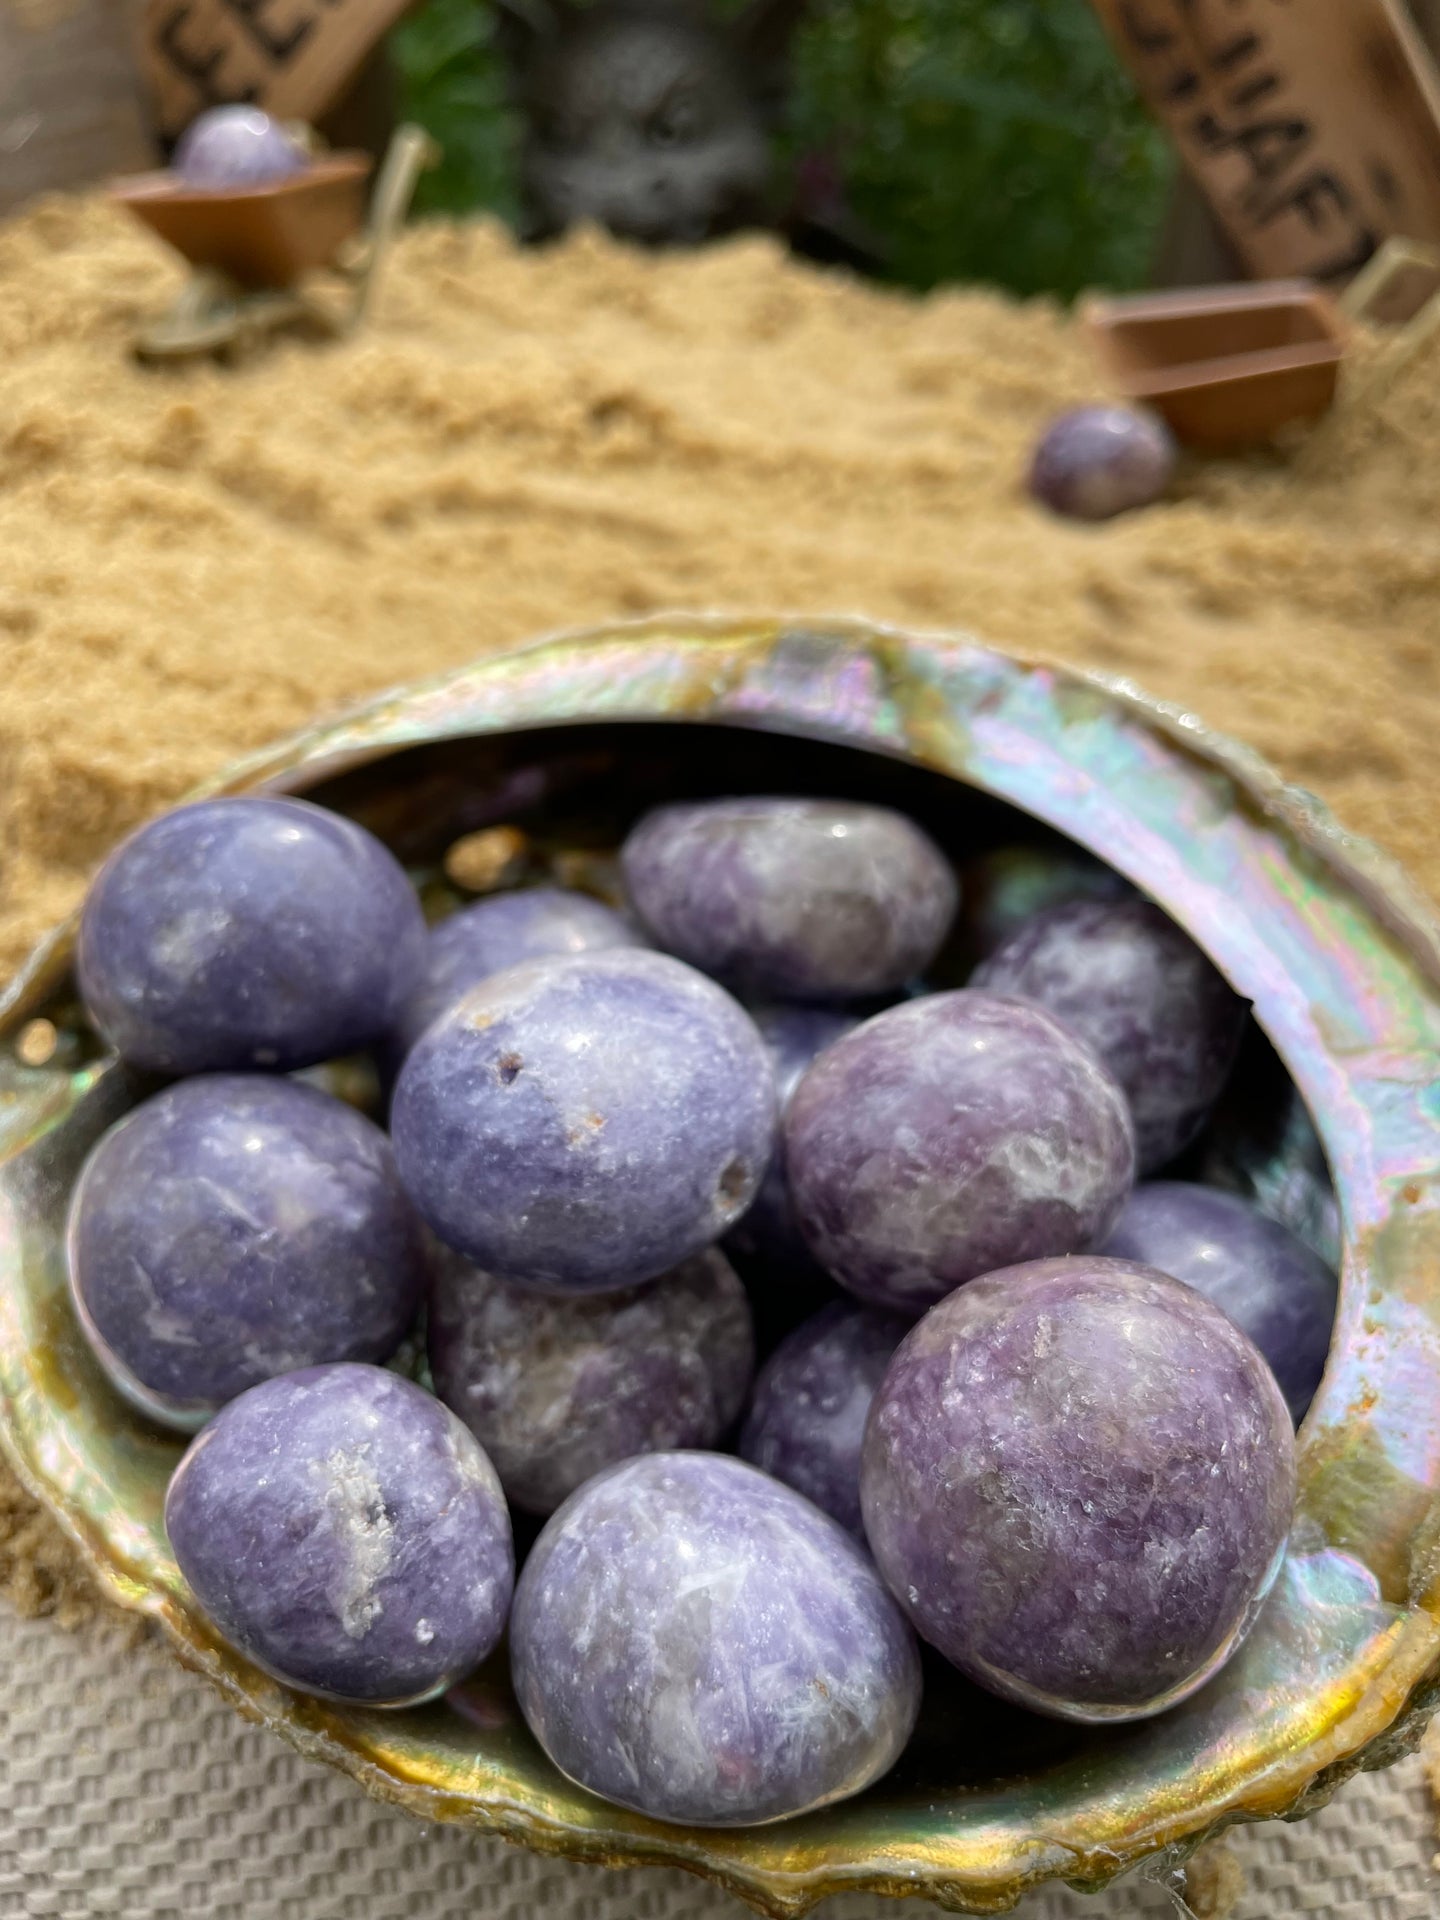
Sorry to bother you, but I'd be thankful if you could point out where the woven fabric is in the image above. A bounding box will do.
[0,1603,1435,1920]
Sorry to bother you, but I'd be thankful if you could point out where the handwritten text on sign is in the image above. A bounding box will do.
[1091,0,1440,281]
[144,0,410,137]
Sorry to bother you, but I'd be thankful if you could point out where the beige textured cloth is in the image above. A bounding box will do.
[1,1602,1436,1918]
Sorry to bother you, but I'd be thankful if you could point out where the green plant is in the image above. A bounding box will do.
[393,0,1173,296]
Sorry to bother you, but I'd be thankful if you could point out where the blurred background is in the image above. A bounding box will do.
[395,0,1172,297]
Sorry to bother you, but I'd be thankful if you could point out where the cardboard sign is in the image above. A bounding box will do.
[1091,0,1440,283]
[143,0,411,138]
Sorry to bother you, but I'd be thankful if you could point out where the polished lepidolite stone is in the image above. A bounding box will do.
[1028,406,1176,522]
[390,887,642,1060]
[1103,1182,1338,1422]
[68,1075,425,1430]
[786,992,1135,1313]
[166,1364,513,1705]
[739,1301,909,1536]
[861,1257,1295,1722]
[971,896,1246,1174]
[391,950,776,1293]
[429,1246,755,1514]
[510,1452,921,1825]
[621,797,957,1000]
[173,105,309,187]
[78,797,426,1075]
[954,842,1133,973]
[1198,1042,1343,1270]
[725,1002,860,1276]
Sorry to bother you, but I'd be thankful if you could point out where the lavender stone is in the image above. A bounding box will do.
[971,896,1246,1173]
[1028,406,1176,522]
[1103,1182,1338,1423]
[391,887,643,1060]
[739,1302,908,1536]
[956,842,1133,972]
[861,1257,1295,1722]
[622,797,957,1001]
[1199,1053,1342,1269]
[429,1246,755,1514]
[726,1003,860,1275]
[391,949,776,1293]
[786,992,1135,1314]
[78,796,426,1075]
[510,1452,921,1825]
[174,106,309,188]
[68,1075,425,1430]
[166,1364,513,1705]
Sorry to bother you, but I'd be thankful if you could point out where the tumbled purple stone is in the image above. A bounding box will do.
[391,949,776,1294]
[67,1075,425,1430]
[956,842,1133,972]
[1028,406,1176,522]
[429,1246,755,1514]
[621,797,957,1001]
[861,1257,1295,1723]
[726,1003,860,1275]
[166,1364,513,1705]
[1103,1182,1338,1423]
[174,106,309,188]
[1199,1061,1342,1269]
[971,896,1246,1173]
[739,1302,909,1536]
[78,796,426,1075]
[510,1451,920,1825]
[786,991,1135,1314]
[390,887,643,1060]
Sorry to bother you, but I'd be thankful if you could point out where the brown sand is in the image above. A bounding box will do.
[3,192,1440,1617]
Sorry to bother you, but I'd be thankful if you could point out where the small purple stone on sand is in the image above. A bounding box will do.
[166,1364,513,1705]
[1028,406,1176,522]
[786,991,1135,1313]
[68,1075,425,1430]
[622,797,957,1001]
[391,949,776,1294]
[429,1246,755,1514]
[740,1302,908,1536]
[726,1003,860,1274]
[510,1451,921,1825]
[861,1257,1295,1723]
[78,796,426,1075]
[391,887,642,1060]
[174,106,309,188]
[971,896,1246,1173]
[1103,1182,1338,1423]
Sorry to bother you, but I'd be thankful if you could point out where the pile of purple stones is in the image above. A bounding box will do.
[66,782,1337,1826]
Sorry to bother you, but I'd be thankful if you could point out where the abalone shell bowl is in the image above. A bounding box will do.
[2,617,1439,1916]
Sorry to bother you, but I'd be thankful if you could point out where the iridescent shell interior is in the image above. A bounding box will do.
[1,618,1438,1917]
